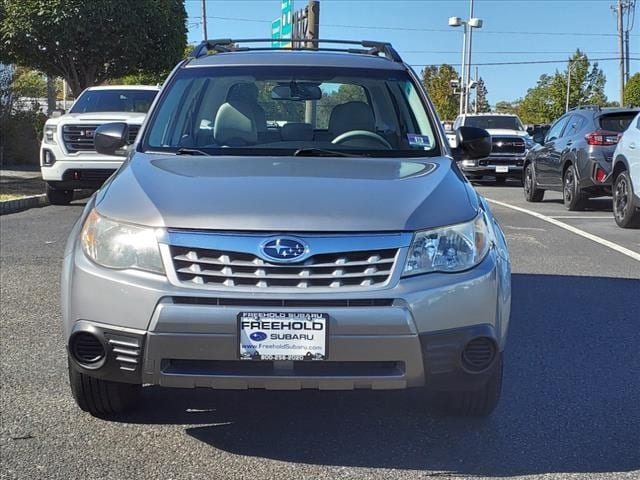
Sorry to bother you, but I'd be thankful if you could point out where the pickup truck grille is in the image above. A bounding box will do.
[62,124,140,153]
[491,136,525,155]
[170,246,399,289]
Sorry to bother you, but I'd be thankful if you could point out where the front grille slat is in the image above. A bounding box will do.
[491,136,526,155]
[170,245,399,290]
[62,123,140,153]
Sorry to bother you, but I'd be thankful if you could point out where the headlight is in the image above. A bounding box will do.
[81,209,164,274]
[524,136,534,149]
[44,125,57,144]
[403,213,490,276]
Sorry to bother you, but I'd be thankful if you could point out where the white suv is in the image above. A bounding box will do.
[612,112,640,228]
[40,85,159,204]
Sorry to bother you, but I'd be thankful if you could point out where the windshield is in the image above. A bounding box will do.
[143,66,440,157]
[70,89,158,114]
[465,115,524,131]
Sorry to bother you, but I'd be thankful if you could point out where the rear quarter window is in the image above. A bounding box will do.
[598,113,638,132]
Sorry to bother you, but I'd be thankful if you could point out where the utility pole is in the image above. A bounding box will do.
[464,0,475,114]
[617,0,625,106]
[201,0,208,40]
[304,0,320,125]
[625,29,630,83]
[613,0,634,105]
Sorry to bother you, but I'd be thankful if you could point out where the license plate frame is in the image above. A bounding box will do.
[238,312,328,361]
[495,165,509,173]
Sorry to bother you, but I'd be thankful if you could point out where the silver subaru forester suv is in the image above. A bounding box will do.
[62,39,511,417]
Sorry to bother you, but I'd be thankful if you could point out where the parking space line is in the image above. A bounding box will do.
[550,216,613,219]
[486,198,640,262]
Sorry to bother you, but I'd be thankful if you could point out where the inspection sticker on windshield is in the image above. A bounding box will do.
[238,312,327,361]
[407,134,431,149]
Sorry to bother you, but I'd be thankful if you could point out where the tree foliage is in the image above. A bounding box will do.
[421,64,459,121]
[472,77,490,113]
[515,50,607,124]
[0,0,187,96]
[624,73,640,107]
[11,67,46,98]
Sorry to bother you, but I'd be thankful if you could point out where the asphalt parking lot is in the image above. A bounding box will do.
[1,181,639,480]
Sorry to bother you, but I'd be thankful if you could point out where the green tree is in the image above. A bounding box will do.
[421,64,459,121]
[494,100,519,114]
[0,0,187,97]
[516,50,608,124]
[624,73,640,106]
[472,77,490,113]
[11,67,46,98]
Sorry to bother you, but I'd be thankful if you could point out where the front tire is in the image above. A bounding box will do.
[46,184,73,205]
[433,354,503,416]
[68,359,140,416]
[523,163,544,202]
[563,164,587,211]
[613,171,640,228]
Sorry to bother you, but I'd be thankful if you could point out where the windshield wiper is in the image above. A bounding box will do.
[176,147,209,156]
[293,148,362,157]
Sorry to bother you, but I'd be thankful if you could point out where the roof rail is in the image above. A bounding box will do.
[189,38,403,63]
[569,105,602,111]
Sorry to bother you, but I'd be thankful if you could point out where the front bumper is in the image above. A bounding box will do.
[459,156,525,178]
[63,241,511,392]
[40,147,122,188]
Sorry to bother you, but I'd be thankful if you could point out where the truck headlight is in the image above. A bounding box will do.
[81,209,164,274]
[403,213,490,276]
[44,125,57,144]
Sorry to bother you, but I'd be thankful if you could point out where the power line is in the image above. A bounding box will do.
[191,14,640,37]
[410,57,640,67]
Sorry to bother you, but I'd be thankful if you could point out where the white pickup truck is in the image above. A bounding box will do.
[40,85,159,204]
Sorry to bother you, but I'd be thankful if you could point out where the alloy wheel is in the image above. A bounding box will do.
[614,176,629,222]
[564,169,575,204]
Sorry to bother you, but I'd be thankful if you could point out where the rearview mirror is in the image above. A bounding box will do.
[271,83,322,101]
[533,132,545,144]
[456,126,491,160]
[94,122,129,157]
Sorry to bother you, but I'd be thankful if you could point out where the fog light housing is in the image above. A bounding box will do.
[461,337,497,372]
[42,149,56,167]
[70,332,105,364]
[461,159,476,167]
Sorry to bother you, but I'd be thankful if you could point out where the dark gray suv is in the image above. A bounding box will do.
[523,106,640,210]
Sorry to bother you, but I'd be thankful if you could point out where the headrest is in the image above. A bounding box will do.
[214,102,257,147]
[280,123,314,141]
[227,83,259,102]
[328,101,375,136]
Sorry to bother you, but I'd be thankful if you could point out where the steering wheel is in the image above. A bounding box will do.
[331,130,393,150]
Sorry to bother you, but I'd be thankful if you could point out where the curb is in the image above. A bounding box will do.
[0,194,48,215]
[0,190,92,216]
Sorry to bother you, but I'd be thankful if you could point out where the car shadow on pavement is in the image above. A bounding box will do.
[115,273,640,477]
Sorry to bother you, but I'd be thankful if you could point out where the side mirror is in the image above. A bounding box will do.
[94,122,129,157]
[533,132,545,144]
[456,126,491,159]
[51,109,65,118]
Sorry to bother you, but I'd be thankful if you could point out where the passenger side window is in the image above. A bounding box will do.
[546,116,570,142]
[563,115,585,138]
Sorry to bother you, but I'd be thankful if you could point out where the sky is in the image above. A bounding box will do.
[184,0,639,107]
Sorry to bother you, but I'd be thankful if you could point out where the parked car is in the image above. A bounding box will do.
[62,39,511,418]
[523,106,640,210]
[611,112,640,228]
[452,113,534,183]
[40,85,160,205]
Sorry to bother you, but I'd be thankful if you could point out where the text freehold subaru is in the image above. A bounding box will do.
[62,39,511,417]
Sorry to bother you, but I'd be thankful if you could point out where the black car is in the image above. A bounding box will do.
[523,106,640,210]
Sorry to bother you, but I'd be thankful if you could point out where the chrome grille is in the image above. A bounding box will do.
[63,124,99,153]
[491,136,525,155]
[170,245,399,289]
[62,124,141,153]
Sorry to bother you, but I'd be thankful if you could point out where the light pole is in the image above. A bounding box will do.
[448,14,483,115]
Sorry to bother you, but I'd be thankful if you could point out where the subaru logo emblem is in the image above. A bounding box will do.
[250,332,268,342]
[260,237,308,263]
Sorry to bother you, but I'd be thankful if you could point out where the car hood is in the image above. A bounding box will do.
[47,112,147,125]
[95,154,479,232]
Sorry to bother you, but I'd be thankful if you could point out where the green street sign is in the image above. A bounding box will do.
[271,0,293,47]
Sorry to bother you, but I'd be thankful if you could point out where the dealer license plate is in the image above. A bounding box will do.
[238,312,328,361]
[495,165,509,173]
